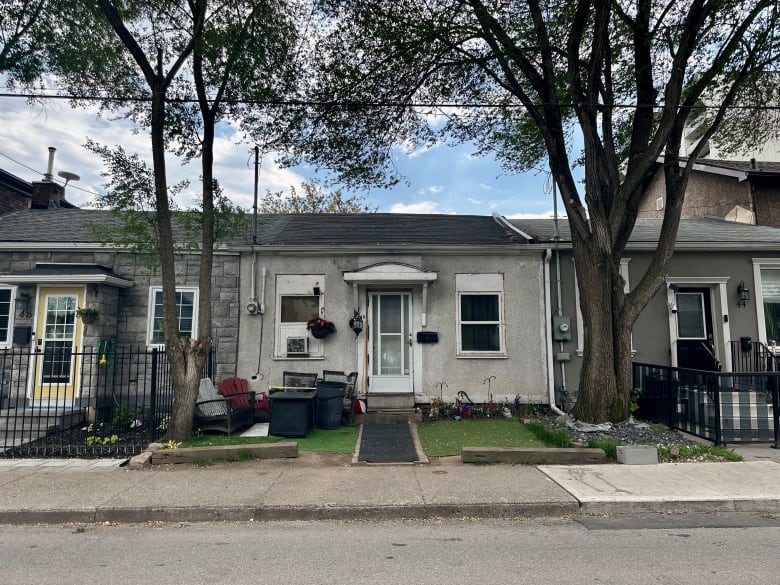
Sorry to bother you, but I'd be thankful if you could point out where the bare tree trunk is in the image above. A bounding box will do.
[613,310,634,421]
[570,244,618,423]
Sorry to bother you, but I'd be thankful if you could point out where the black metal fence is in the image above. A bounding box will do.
[633,361,780,446]
[0,345,192,458]
[729,338,780,375]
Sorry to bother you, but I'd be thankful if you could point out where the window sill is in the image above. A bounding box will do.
[273,355,325,361]
[456,353,508,359]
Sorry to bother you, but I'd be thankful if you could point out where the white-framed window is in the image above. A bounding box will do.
[275,275,325,358]
[0,285,15,348]
[757,263,780,345]
[455,273,505,356]
[147,286,199,347]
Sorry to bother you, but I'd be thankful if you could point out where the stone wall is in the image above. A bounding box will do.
[0,249,241,383]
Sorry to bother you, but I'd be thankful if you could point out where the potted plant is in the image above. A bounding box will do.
[76,307,99,324]
[307,316,336,339]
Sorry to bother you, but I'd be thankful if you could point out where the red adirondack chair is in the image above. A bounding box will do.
[218,377,270,422]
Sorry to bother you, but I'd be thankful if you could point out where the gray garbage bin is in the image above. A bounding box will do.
[315,381,346,430]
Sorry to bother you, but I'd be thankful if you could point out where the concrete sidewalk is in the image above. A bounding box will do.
[2,444,780,525]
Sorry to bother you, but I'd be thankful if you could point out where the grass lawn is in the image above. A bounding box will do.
[418,418,546,457]
[187,425,358,455]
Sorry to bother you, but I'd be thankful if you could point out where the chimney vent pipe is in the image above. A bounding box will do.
[44,147,56,182]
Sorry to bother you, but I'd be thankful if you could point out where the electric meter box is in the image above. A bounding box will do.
[552,315,572,341]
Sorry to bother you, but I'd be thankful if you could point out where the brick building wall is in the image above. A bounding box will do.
[639,168,755,221]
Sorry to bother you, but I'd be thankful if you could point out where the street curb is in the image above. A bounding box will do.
[462,447,607,465]
[579,497,780,516]
[0,501,581,526]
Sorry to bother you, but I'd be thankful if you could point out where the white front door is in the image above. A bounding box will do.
[369,292,412,393]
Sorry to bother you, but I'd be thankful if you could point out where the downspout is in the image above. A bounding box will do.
[544,249,565,416]
[552,178,568,407]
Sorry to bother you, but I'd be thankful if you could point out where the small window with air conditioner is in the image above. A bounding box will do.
[275,274,325,358]
[286,336,308,356]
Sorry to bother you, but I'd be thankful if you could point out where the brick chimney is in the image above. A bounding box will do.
[31,147,65,208]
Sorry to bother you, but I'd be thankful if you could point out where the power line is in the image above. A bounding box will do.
[1,91,779,111]
[0,150,102,198]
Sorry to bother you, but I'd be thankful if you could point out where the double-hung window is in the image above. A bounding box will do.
[276,275,324,358]
[456,274,505,356]
[0,286,14,348]
[147,286,198,347]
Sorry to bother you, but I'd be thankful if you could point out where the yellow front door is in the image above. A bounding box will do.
[32,287,85,404]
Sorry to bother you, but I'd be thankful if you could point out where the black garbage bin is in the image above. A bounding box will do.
[269,389,317,437]
[315,381,346,430]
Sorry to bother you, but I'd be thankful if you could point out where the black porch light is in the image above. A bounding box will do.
[349,311,364,337]
[737,280,751,307]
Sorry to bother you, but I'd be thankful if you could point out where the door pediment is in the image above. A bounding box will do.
[343,262,437,285]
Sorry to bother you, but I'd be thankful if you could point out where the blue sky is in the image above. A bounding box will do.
[0,96,561,218]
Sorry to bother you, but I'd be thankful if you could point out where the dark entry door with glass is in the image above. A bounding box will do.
[675,288,719,371]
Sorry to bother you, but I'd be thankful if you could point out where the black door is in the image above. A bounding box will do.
[675,288,720,371]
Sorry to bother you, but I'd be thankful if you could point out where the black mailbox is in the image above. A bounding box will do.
[740,336,752,352]
[13,326,32,345]
[416,331,439,344]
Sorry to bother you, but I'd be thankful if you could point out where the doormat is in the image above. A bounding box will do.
[358,419,418,463]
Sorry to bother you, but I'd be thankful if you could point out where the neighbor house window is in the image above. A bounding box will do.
[147,287,198,346]
[275,275,325,358]
[761,268,780,344]
[456,273,505,356]
[0,286,14,348]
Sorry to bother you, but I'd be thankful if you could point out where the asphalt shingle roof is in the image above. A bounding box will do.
[5,208,780,251]
[0,209,516,247]
[509,217,780,246]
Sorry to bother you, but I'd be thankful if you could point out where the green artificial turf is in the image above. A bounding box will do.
[187,424,358,454]
[417,418,547,457]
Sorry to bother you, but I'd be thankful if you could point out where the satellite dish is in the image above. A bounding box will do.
[58,171,80,187]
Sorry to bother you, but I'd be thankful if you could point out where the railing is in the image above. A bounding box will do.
[634,361,780,446]
[0,346,187,458]
[730,338,780,374]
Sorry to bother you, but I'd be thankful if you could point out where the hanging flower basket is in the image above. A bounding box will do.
[307,317,336,339]
[76,307,99,325]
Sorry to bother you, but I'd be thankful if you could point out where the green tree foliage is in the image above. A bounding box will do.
[280,0,780,422]
[259,180,378,214]
[0,0,55,85]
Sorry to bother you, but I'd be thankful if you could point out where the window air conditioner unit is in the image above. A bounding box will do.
[286,336,308,355]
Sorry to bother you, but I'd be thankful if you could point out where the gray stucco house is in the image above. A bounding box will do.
[0,208,549,412]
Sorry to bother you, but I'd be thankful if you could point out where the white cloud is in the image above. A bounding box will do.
[395,139,440,159]
[0,96,304,210]
[506,210,567,219]
[389,201,441,214]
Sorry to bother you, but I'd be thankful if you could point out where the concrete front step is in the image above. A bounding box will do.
[365,393,415,411]
[364,409,420,424]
